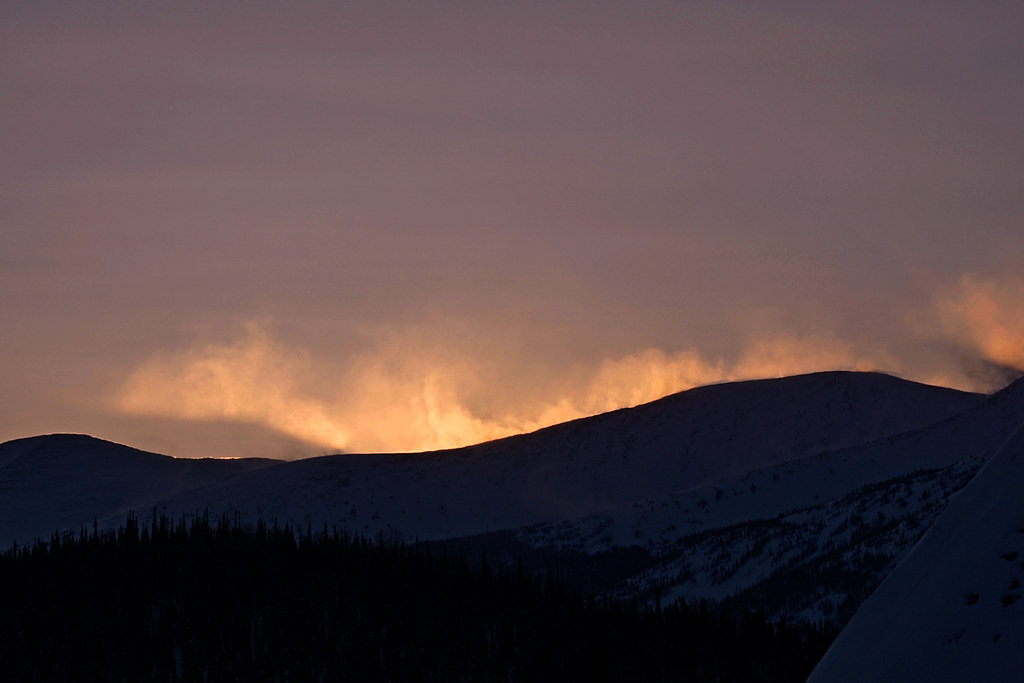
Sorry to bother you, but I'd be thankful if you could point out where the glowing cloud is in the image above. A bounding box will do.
[584,349,724,413]
[118,325,353,450]
[118,325,524,454]
[117,323,889,455]
[937,274,1024,371]
[730,334,880,380]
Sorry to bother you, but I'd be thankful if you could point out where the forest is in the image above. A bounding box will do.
[0,512,836,681]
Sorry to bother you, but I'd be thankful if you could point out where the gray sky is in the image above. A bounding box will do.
[3,1,1023,458]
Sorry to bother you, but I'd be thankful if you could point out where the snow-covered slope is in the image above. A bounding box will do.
[504,378,1024,621]
[808,418,1024,681]
[519,376,1024,552]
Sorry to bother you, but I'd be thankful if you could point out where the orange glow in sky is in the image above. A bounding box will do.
[937,275,1024,372]
[4,3,1023,458]
[114,274,1024,456]
[115,325,898,454]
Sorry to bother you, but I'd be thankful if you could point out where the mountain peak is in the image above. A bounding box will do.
[0,433,168,468]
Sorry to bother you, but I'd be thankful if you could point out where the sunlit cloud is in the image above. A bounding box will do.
[117,323,891,455]
[118,324,521,454]
[118,324,352,451]
[730,334,880,380]
[584,349,724,413]
[936,274,1024,371]
[524,337,881,431]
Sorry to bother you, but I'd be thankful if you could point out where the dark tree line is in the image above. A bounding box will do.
[0,512,835,681]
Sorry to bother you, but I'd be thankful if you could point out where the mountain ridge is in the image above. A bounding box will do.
[0,372,988,546]
[132,371,985,542]
[1,370,1014,636]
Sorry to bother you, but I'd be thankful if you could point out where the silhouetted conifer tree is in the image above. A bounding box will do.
[0,512,836,681]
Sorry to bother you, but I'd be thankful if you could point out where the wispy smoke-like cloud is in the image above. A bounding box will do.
[117,323,889,455]
[936,274,1024,372]
[118,324,353,451]
[118,323,523,454]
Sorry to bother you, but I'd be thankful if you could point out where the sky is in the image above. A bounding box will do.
[3,0,1023,459]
